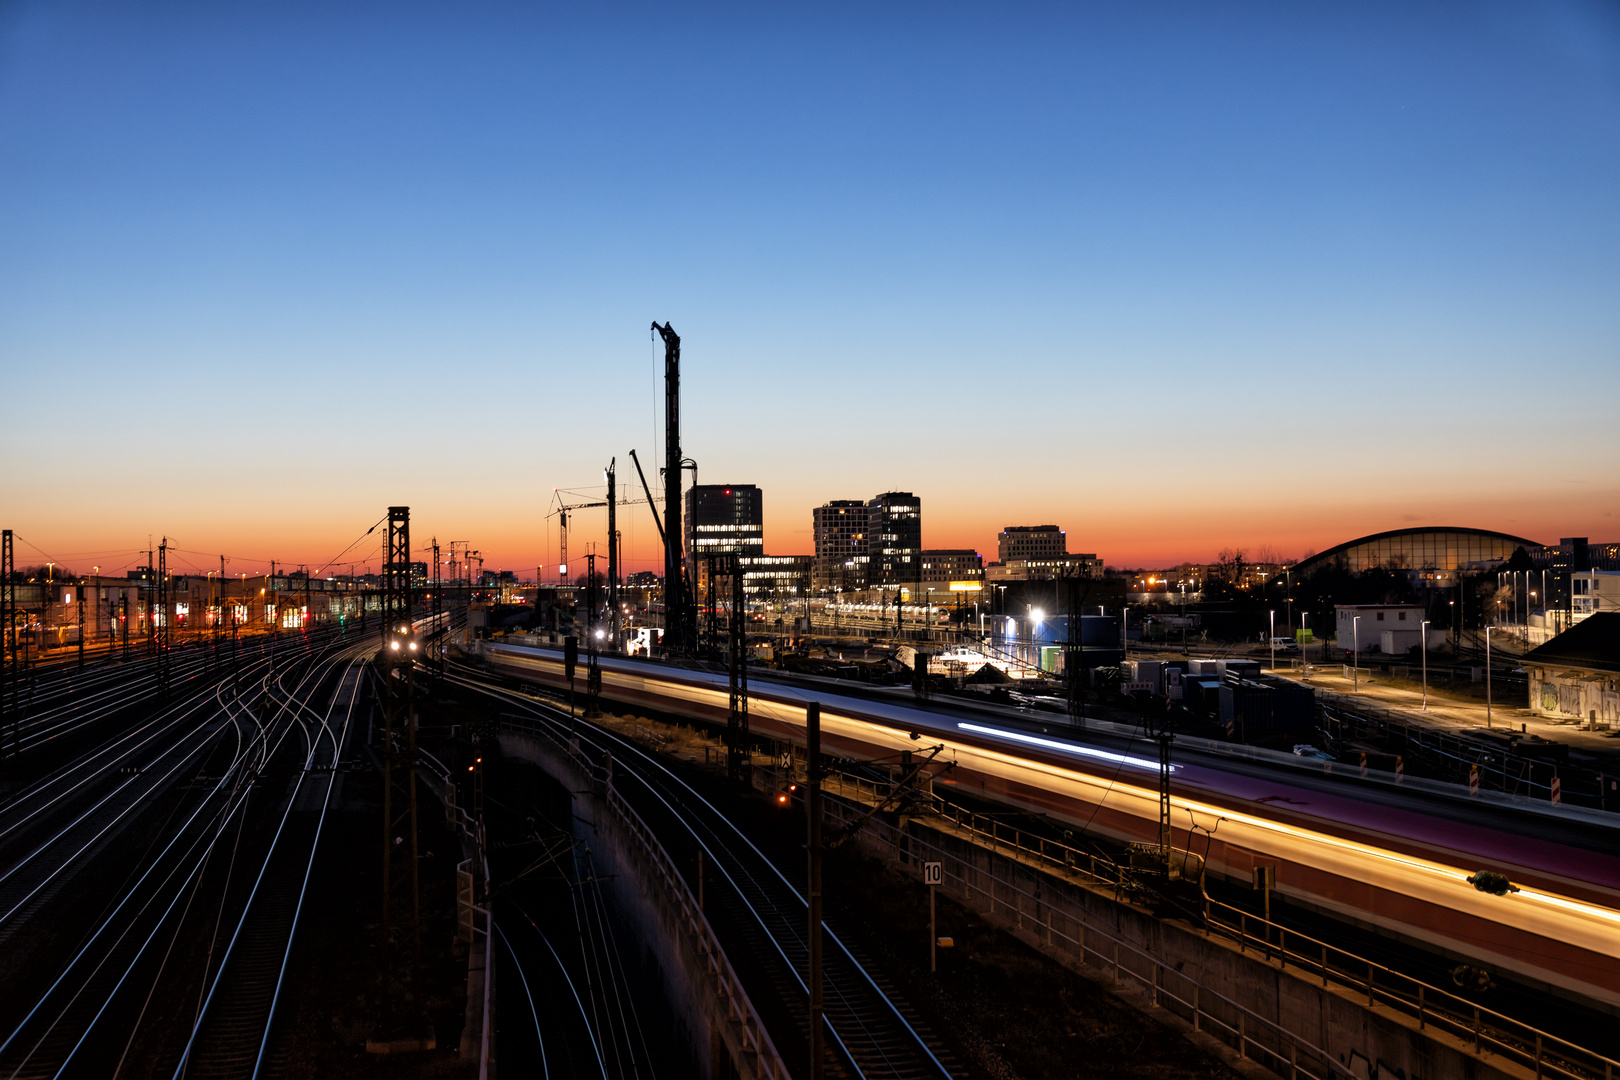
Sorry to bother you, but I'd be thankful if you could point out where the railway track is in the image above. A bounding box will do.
[0,623,375,1079]
[443,662,958,1080]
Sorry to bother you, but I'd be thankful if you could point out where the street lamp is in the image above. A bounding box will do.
[1420,619,1429,710]
[1485,626,1493,728]
[1352,615,1360,692]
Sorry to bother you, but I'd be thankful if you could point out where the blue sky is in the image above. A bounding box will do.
[2,1,1617,573]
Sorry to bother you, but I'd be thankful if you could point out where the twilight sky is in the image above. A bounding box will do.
[2,1,1618,579]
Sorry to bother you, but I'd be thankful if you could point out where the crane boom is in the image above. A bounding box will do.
[626,449,666,546]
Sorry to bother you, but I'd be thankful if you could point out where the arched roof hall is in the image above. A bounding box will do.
[1292,527,1541,576]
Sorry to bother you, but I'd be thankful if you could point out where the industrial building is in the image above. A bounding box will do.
[1522,612,1620,730]
[1333,604,1431,654]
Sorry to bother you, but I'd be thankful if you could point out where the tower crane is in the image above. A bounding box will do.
[547,486,651,586]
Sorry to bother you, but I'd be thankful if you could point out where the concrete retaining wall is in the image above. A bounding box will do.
[500,729,788,1080]
[835,799,1537,1080]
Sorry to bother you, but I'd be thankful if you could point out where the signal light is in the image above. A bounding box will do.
[777,793,788,805]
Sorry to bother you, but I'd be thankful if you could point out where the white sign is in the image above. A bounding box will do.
[779,753,791,770]
[923,861,943,887]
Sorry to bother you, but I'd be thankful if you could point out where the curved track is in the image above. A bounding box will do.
[443,661,958,1080]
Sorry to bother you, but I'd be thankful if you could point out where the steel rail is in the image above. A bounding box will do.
[444,665,955,1080]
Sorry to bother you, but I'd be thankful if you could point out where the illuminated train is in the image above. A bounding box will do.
[478,639,1620,1013]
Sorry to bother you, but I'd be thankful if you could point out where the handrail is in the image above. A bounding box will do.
[816,793,1355,1079]
[818,762,1620,1080]
[496,711,792,1080]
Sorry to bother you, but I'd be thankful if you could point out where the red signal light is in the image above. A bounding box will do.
[777,793,788,805]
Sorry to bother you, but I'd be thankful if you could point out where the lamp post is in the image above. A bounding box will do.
[1284,568,1293,636]
[1485,626,1493,728]
[1269,609,1275,671]
[1352,615,1360,692]
[1420,619,1429,710]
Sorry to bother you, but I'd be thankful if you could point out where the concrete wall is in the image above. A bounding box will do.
[499,729,788,1080]
[1528,664,1620,730]
[829,799,1542,1080]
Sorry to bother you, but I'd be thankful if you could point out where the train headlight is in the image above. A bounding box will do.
[390,641,400,651]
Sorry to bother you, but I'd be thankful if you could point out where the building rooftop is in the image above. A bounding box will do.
[1521,612,1620,674]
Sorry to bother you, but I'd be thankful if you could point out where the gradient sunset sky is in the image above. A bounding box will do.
[3,1,1618,580]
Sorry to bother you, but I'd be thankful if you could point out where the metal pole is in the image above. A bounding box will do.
[807,701,824,1080]
[1485,627,1493,728]
[930,885,937,974]
[1353,616,1359,691]
[1421,619,1429,710]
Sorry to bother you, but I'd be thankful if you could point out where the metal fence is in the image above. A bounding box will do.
[1317,692,1616,812]
[819,766,1619,1080]
[819,793,1352,1079]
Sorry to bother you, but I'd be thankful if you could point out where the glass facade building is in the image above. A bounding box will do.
[1293,527,1541,577]
[685,484,763,588]
[867,492,922,587]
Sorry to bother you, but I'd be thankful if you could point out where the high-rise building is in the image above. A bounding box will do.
[813,499,868,591]
[998,525,1068,563]
[686,484,763,589]
[867,492,922,587]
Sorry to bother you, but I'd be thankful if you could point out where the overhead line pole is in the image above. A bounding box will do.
[806,700,825,1080]
[607,459,620,649]
[2,530,14,762]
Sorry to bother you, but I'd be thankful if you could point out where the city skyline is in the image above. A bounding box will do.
[3,2,1617,574]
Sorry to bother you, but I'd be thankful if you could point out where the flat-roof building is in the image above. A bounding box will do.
[686,484,763,588]
[813,499,868,591]
[998,526,1067,563]
[1572,571,1620,622]
[867,492,921,587]
[919,549,984,588]
[1334,604,1429,654]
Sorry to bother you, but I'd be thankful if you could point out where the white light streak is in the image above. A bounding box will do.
[957,722,1172,774]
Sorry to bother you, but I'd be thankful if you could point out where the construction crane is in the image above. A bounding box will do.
[547,485,651,586]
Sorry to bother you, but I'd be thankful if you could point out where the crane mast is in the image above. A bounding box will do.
[653,321,693,655]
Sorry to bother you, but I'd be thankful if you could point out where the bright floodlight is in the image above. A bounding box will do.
[595,629,605,639]
[1030,608,1045,622]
